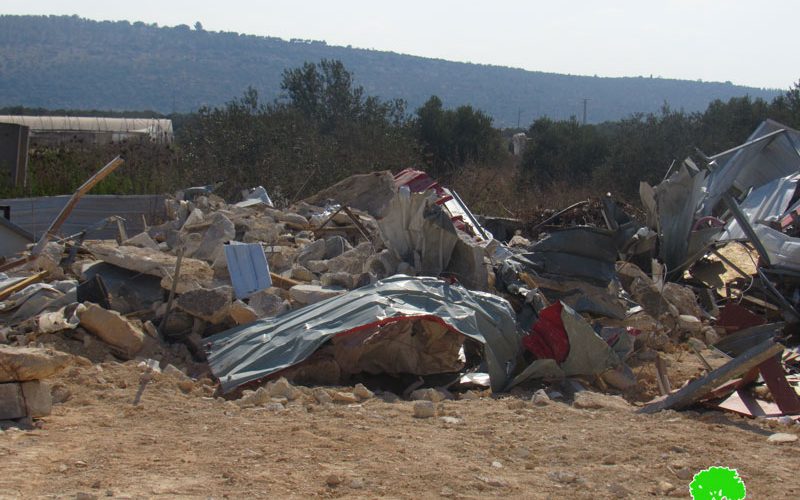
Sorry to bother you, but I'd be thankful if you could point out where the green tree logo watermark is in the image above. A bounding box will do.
[690,466,746,500]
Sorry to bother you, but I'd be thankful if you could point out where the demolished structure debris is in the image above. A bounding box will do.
[3,121,800,435]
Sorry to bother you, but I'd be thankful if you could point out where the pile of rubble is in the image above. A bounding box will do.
[2,122,800,427]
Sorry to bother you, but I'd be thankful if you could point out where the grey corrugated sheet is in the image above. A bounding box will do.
[722,173,800,241]
[207,275,522,393]
[224,242,272,299]
[0,194,167,240]
[703,119,800,214]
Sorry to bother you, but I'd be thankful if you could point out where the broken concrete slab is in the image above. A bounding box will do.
[21,380,52,417]
[572,391,631,411]
[289,284,346,305]
[323,235,350,259]
[123,232,160,250]
[191,212,235,262]
[0,346,72,382]
[248,289,290,318]
[175,286,233,325]
[320,272,354,289]
[290,265,315,282]
[229,300,258,325]
[0,383,26,419]
[77,303,146,359]
[297,239,326,267]
[85,242,213,294]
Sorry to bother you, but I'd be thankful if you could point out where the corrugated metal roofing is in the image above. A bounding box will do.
[0,194,167,240]
[207,275,522,393]
[224,242,272,299]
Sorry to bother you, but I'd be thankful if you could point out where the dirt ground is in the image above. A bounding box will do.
[1,353,798,500]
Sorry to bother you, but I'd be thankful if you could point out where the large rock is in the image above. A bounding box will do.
[176,286,233,324]
[327,242,373,275]
[289,284,346,305]
[123,232,160,250]
[0,346,71,382]
[297,239,326,267]
[662,283,703,318]
[78,303,146,358]
[324,236,350,259]
[0,383,26,419]
[248,289,290,318]
[85,242,214,294]
[320,272,354,289]
[21,380,52,417]
[229,300,258,325]
[191,213,235,262]
[304,171,396,218]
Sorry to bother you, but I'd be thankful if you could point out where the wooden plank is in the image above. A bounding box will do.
[0,271,48,301]
[639,339,785,414]
[269,273,300,290]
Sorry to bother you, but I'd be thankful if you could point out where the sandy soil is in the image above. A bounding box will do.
[1,355,798,500]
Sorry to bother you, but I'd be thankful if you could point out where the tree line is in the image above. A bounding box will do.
[2,58,799,212]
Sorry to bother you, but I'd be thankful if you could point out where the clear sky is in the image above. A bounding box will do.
[2,0,795,90]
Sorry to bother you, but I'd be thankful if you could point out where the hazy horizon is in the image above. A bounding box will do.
[1,1,796,91]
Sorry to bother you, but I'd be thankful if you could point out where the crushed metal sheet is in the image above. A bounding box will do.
[207,275,521,393]
[224,242,272,299]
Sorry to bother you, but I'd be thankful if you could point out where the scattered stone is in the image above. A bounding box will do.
[192,213,235,262]
[266,377,301,400]
[459,391,480,400]
[290,265,315,282]
[673,467,693,480]
[531,389,550,406]
[0,383,26,419]
[703,326,721,346]
[333,392,359,404]
[264,402,285,412]
[248,290,290,318]
[51,383,72,404]
[163,364,189,380]
[305,260,329,274]
[353,383,374,401]
[655,480,675,495]
[21,380,52,417]
[572,391,631,411]
[289,284,346,305]
[349,478,364,489]
[278,212,308,227]
[677,314,703,334]
[413,400,436,418]
[236,387,270,407]
[439,416,462,425]
[123,232,160,250]
[477,475,509,488]
[229,300,258,325]
[0,346,71,382]
[687,337,707,352]
[379,391,399,403]
[297,239,326,267]
[548,471,580,484]
[440,486,455,497]
[491,461,503,468]
[608,483,632,498]
[175,286,233,324]
[323,236,350,259]
[767,432,798,443]
[77,303,145,359]
[320,272,354,289]
[325,474,342,487]
[410,387,447,403]
[312,388,333,404]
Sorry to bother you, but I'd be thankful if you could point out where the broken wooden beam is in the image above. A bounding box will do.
[639,338,785,414]
[0,271,48,301]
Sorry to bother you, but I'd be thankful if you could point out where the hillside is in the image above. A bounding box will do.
[0,15,781,126]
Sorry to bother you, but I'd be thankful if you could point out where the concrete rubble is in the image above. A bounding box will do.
[2,149,800,427]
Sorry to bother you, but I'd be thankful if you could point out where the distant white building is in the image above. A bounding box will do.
[511,132,528,156]
[0,116,173,146]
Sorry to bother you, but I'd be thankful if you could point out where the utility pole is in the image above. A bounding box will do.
[582,98,589,125]
[517,108,522,129]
